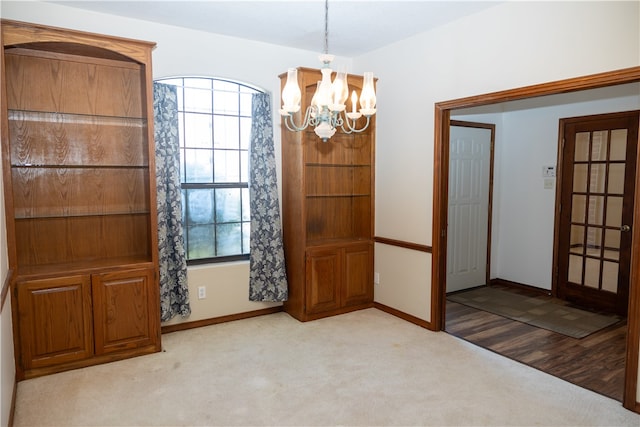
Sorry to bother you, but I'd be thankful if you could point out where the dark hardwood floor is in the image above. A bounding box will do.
[445,287,627,402]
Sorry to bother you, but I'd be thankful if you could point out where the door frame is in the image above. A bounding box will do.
[447,120,496,291]
[431,66,640,412]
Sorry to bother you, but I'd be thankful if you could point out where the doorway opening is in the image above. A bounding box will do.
[431,66,640,412]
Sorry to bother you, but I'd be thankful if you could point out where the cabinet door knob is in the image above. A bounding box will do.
[621,225,631,232]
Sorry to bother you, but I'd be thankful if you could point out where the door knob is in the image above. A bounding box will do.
[621,225,631,232]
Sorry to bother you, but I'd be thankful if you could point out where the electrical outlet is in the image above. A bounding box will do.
[198,286,206,299]
[374,272,380,285]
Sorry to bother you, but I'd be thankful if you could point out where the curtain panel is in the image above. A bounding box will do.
[249,93,288,301]
[153,82,191,321]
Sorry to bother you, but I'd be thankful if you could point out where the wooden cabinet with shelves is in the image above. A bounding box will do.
[280,67,375,321]
[1,20,161,379]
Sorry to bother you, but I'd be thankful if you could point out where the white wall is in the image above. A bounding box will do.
[454,85,640,290]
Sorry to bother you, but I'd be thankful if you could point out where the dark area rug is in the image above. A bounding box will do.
[447,286,621,338]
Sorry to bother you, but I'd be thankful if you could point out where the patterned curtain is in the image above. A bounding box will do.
[249,93,288,301]
[153,82,191,321]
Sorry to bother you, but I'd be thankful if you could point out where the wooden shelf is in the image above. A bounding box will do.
[2,19,161,379]
[16,257,154,279]
[281,67,376,322]
[8,109,148,123]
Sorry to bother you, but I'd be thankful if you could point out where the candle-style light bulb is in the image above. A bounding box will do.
[351,90,358,113]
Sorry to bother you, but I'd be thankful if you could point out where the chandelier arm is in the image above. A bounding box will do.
[339,113,371,134]
[283,108,314,132]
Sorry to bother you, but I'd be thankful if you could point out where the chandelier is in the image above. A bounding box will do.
[279,0,377,142]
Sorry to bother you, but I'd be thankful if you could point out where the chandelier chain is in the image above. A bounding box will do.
[323,0,329,55]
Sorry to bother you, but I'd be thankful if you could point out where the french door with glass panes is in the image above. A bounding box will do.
[556,111,638,315]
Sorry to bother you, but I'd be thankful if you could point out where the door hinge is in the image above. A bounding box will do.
[441,228,446,238]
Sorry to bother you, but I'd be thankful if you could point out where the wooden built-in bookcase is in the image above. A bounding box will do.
[1,20,161,379]
[280,67,375,321]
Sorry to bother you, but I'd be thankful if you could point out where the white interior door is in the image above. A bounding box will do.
[447,123,493,292]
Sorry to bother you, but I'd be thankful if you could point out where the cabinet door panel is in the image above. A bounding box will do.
[17,275,93,369]
[92,268,157,354]
[343,243,373,307]
[306,249,341,314]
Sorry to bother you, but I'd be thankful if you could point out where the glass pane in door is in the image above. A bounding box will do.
[609,164,626,194]
[591,131,608,160]
[567,127,627,294]
[575,132,590,161]
[609,129,627,161]
[606,196,623,227]
[584,258,600,288]
[602,261,619,292]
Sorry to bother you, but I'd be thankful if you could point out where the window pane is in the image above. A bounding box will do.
[240,92,253,117]
[214,90,239,115]
[183,113,212,148]
[214,150,240,183]
[215,188,241,222]
[178,112,186,149]
[242,188,250,221]
[186,189,214,224]
[213,116,240,149]
[184,149,213,183]
[187,224,215,259]
[160,78,183,87]
[213,80,239,92]
[184,87,212,113]
[242,222,250,254]
[240,150,249,182]
[184,78,211,89]
[216,223,242,256]
[240,117,252,150]
[175,84,184,111]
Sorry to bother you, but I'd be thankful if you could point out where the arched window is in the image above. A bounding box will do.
[156,77,263,263]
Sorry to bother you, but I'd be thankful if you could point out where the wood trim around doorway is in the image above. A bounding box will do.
[431,66,640,412]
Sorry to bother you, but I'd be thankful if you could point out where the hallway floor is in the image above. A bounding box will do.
[445,286,627,402]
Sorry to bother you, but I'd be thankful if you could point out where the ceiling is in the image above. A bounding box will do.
[47,1,501,56]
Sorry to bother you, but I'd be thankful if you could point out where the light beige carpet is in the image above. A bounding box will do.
[13,308,640,426]
[447,287,621,338]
